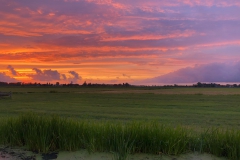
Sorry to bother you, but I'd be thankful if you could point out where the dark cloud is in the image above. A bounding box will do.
[69,71,80,79]
[122,74,131,78]
[61,74,67,80]
[0,73,17,83]
[68,71,81,83]
[7,65,19,76]
[28,68,82,83]
[141,62,240,83]
[30,68,62,81]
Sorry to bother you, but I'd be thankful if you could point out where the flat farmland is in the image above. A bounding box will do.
[1,86,240,129]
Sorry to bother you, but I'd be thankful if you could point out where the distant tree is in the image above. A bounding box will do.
[82,81,87,86]
[124,82,130,87]
[197,82,202,87]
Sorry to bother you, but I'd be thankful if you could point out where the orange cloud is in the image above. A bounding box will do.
[195,41,240,48]
[101,30,196,41]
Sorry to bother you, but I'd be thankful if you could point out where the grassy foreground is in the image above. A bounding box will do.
[1,113,240,160]
[1,87,240,129]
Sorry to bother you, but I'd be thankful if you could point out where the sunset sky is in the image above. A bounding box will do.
[1,0,240,85]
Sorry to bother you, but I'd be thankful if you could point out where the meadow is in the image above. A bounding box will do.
[1,86,240,159]
[1,86,240,129]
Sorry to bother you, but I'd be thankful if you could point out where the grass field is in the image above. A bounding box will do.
[1,86,240,159]
[1,86,240,129]
[1,112,240,159]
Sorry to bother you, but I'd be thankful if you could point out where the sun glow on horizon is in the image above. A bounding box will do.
[1,0,240,84]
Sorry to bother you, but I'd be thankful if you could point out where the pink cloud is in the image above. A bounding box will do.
[179,0,240,7]
[101,30,196,41]
[141,62,240,84]
[0,73,17,83]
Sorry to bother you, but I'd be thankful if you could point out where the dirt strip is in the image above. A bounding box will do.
[0,146,228,160]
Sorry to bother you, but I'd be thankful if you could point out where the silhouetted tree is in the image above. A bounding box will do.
[82,81,87,86]
[197,82,202,87]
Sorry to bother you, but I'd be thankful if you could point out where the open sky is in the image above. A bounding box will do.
[1,0,240,85]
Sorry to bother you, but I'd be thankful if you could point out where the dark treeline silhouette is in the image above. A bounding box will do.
[0,81,239,88]
[193,82,240,88]
[0,81,131,87]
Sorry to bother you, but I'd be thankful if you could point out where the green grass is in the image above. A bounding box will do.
[1,86,240,129]
[1,113,240,159]
[1,86,240,160]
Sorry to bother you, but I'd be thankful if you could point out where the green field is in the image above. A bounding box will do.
[1,86,240,129]
[2,86,240,159]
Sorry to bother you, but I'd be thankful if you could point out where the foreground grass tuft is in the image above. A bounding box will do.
[0,113,240,159]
